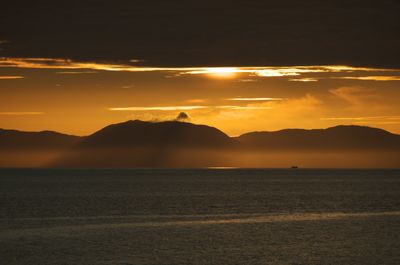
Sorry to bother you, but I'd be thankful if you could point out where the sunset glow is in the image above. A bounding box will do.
[190,67,239,78]
[1,57,400,135]
[2,2,400,264]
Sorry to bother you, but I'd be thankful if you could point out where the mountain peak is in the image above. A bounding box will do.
[82,120,233,148]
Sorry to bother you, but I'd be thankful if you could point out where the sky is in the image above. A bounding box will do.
[1,0,400,136]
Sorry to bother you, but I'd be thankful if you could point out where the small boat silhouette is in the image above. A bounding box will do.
[291,166,299,169]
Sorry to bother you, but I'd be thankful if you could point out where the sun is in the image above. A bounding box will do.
[204,67,238,78]
[184,67,239,78]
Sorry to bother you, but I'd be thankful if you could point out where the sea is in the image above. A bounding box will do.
[1,169,399,265]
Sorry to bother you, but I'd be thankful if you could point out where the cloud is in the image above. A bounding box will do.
[274,94,322,113]
[108,106,208,111]
[186,99,206,103]
[321,116,400,121]
[1,58,398,80]
[237,79,258,82]
[225,97,283,102]
[178,65,388,78]
[191,94,323,135]
[330,86,379,106]
[334,76,400,81]
[108,105,273,112]
[0,112,44,115]
[2,1,400,69]
[0,76,24,79]
[175,112,190,122]
[183,67,311,77]
[321,116,400,126]
[0,57,150,71]
[57,71,98,74]
[108,94,365,136]
[289,78,319,82]
[254,69,300,77]
[354,121,400,125]
[218,106,273,110]
[121,84,135,89]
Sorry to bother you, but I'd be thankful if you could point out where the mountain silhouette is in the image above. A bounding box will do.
[237,125,400,150]
[0,129,81,150]
[51,120,235,168]
[0,129,82,167]
[79,120,234,148]
[1,121,400,168]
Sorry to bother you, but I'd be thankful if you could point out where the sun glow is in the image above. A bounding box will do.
[186,67,239,78]
[2,57,399,81]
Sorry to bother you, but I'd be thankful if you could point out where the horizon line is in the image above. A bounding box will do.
[1,119,398,137]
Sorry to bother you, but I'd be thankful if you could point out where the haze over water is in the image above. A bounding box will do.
[1,168,400,265]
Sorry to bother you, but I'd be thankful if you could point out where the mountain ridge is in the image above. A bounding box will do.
[0,128,82,150]
[236,125,400,150]
[3,123,399,139]
[1,121,400,168]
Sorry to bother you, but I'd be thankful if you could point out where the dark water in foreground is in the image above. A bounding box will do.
[1,169,400,265]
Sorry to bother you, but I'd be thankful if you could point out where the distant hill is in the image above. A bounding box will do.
[0,129,82,168]
[0,129,81,150]
[1,122,400,168]
[80,120,234,148]
[51,120,235,168]
[236,125,400,150]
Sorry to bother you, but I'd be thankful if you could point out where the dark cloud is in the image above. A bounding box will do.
[175,112,190,122]
[1,0,399,67]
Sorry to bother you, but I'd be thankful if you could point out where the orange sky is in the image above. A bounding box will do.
[1,58,400,136]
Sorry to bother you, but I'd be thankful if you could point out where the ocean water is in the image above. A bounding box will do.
[0,169,399,265]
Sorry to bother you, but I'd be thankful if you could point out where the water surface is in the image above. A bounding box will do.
[1,169,399,265]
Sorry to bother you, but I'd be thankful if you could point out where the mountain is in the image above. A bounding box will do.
[236,125,400,150]
[0,129,81,150]
[79,120,234,148]
[0,129,82,167]
[1,122,400,168]
[51,120,235,168]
